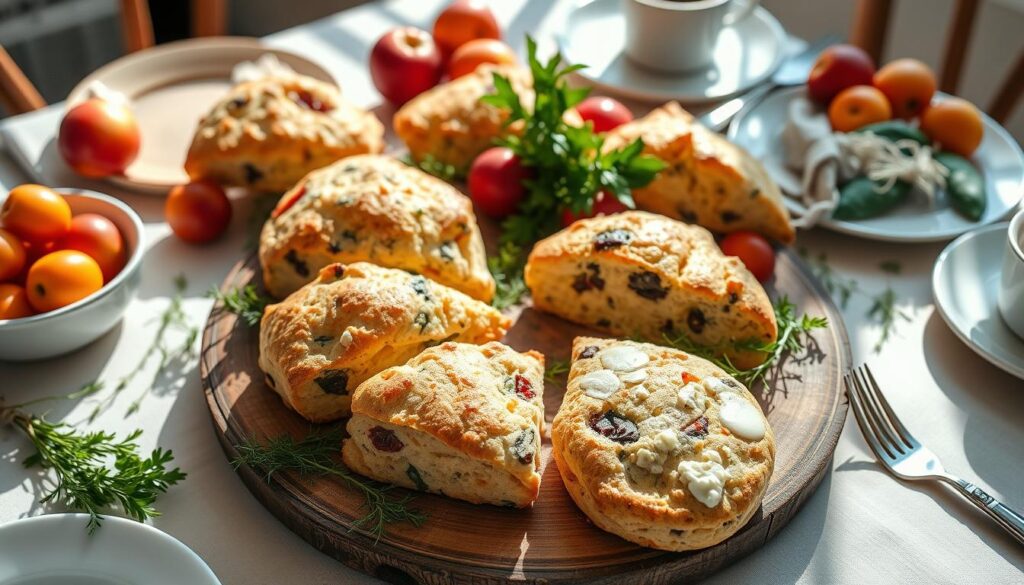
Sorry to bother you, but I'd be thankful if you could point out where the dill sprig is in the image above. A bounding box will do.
[544,358,571,382]
[232,429,425,541]
[209,284,270,327]
[662,297,827,387]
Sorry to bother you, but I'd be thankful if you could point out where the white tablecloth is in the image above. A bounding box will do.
[1,1,1021,583]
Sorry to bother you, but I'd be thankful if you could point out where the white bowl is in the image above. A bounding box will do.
[0,188,144,361]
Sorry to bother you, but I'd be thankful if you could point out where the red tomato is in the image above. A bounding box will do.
[58,98,141,178]
[719,231,775,283]
[1,184,71,244]
[467,147,530,218]
[560,191,630,227]
[575,96,633,133]
[165,181,232,244]
[62,213,126,283]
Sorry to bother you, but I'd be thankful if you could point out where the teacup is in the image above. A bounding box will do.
[997,208,1024,338]
[623,0,761,73]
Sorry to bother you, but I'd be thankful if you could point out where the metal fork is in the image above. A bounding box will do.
[845,364,1024,546]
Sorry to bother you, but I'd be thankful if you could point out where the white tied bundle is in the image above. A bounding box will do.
[231,54,297,84]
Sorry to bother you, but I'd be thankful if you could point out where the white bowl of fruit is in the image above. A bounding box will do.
[0,185,144,361]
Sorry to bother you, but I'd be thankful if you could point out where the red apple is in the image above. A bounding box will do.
[370,27,443,106]
[807,44,876,105]
[58,98,140,178]
[468,147,530,218]
[561,191,630,227]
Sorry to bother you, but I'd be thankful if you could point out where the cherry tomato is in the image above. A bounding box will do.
[62,213,126,283]
[575,96,633,133]
[0,283,33,319]
[560,191,630,227]
[719,231,775,283]
[1,184,71,244]
[58,98,141,178]
[467,147,530,218]
[26,250,104,313]
[165,181,232,244]
[0,228,26,282]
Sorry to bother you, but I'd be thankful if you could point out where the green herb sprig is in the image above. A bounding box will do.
[482,37,665,307]
[405,154,463,183]
[209,284,270,327]
[233,429,425,541]
[544,358,571,382]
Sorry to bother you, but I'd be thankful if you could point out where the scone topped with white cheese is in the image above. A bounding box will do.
[551,337,774,551]
[343,341,545,507]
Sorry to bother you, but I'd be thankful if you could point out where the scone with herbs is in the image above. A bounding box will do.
[552,337,774,551]
[258,263,511,422]
[603,102,795,243]
[342,341,545,507]
[259,155,493,301]
[524,211,777,370]
[185,74,384,192]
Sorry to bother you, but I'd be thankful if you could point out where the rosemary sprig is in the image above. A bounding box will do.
[232,429,425,541]
[208,284,270,327]
[868,287,910,353]
[544,358,570,382]
[488,241,528,310]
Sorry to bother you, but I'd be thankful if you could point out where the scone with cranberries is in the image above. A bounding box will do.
[185,74,384,192]
[524,211,776,369]
[603,102,794,243]
[258,263,510,422]
[552,337,774,551]
[343,342,545,507]
[259,155,493,300]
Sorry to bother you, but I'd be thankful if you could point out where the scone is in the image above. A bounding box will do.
[602,102,795,243]
[185,74,384,192]
[259,155,494,301]
[258,263,511,422]
[524,211,777,369]
[552,337,775,551]
[342,341,544,507]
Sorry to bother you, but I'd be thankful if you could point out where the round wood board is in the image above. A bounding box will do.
[201,247,849,584]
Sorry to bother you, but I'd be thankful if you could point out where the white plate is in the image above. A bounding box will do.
[729,86,1024,242]
[64,37,336,196]
[932,223,1024,379]
[556,0,786,104]
[0,514,220,585]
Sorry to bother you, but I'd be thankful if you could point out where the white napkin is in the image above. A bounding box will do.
[232,54,298,84]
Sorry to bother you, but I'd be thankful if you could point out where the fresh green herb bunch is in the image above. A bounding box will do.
[209,284,270,327]
[482,36,665,306]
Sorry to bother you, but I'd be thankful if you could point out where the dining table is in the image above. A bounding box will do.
[0,1,1021,583]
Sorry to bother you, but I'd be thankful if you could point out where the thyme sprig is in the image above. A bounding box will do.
[208,284,270,327]
[404,154,463,183]
[233,429,425,541]
[544,358,571,382]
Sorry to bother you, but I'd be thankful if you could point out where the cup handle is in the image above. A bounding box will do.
[723,0,760,25]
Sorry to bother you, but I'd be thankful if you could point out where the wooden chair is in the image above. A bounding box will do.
[0,0,228,116]
[851,0,1023,124]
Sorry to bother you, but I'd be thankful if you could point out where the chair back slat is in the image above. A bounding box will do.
[988,53,1024,124]
[0,44,45,115]
[192,0,228,37]
[120,0,156,53]
[851,0,893,64]
[939,0,980,94]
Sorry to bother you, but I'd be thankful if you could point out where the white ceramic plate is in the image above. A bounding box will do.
[932,223,1024,379]
[0,514,220,585]
[556,0,786,104]
[65,37,336,195]
[729,86,1024,242]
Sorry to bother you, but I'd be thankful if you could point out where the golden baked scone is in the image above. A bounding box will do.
[552,337,775,551]
[258,155,494,301]
[342,341,544,507]
[602,102,795,243]
[258,263,511,422]
[185,74,384,192]
[524,211,777,370]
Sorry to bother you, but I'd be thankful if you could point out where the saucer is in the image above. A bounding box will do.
[932,222,1024,379]
[556,0,787,104]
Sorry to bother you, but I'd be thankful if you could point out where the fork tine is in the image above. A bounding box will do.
[862,365,919,448]
[852,366,906,455]
[845,372,896,462]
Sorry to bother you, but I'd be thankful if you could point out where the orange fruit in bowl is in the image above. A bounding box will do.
[920,97,984,157]
[25,249,104,313]
[0,283,33,319]
[0,184,71,244]
[828,85,892,132]
[0,228,26,282]
[448,39,517,79]
[873,58,936,119]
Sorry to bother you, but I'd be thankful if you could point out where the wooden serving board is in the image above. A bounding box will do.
[200,246,850,584]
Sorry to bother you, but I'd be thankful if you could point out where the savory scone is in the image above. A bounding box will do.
[259,155,494,301]
[185,74,384,192]
[258,263,511,422]
[524,211,777,369]
[342,341,545,507]
[552,337,775,551]
[602,102,795,243]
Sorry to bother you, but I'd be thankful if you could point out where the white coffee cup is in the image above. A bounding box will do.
[998,208,1024,338]
[623,0,761,73]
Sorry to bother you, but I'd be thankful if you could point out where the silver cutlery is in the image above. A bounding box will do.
[700,34,841,133]
[845,364,1024,546]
